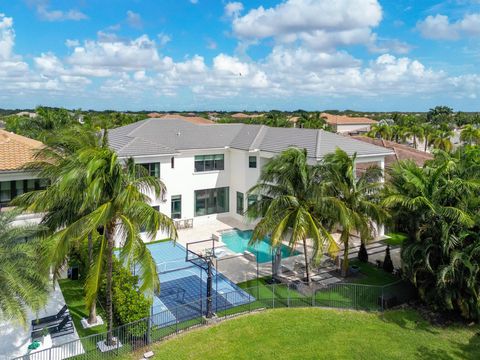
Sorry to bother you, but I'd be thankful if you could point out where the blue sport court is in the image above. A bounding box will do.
[147,241,253,327]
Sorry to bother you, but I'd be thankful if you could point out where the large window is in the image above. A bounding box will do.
[171,195,182,219]
[247,194,258,209]
[249,156,257,168]
[0,179,48,205]
[194,187,229,216]
[140,163,160,177]
[194,154,224,172]
[236,192,244,215]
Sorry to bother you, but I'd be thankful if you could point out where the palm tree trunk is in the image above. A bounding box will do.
[424,137,428,152]
[87,232,97,325]
[105,224,115,346]
[413,134,417,149]
[302,238,310,284]
[341,231,349,277]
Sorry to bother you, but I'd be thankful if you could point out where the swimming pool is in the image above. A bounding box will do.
[221,229,299,263]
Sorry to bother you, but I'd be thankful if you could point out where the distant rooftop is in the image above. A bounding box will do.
[320,113,377,125]
[109,118,393,160]
[352,136,433,168]
[147,113,214,125]
[0,130,44,172]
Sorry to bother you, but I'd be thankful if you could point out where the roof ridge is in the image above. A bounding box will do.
[249,125,268,150]
[315,130,323,159]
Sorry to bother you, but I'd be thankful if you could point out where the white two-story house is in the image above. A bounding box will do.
[109,118,393,236]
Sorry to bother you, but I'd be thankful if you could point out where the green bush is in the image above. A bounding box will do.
[111,259,152,336]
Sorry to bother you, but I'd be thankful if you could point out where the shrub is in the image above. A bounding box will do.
[383,245,394,273]
[357,243,368,263]
[111,259,152,336]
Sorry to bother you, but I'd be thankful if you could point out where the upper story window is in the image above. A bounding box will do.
[194,154,224,172]
[141,163,160,177]
[249,156,257,168]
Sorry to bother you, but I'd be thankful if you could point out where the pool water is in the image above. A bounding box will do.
[221,229,299,263]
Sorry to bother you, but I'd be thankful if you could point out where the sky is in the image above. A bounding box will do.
[0,0,480,111]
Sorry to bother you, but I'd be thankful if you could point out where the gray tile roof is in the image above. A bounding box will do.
[109,118,393,159]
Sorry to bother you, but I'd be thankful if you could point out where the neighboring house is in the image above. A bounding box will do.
[0,130,47,214]
[148,113,214,125]
[320,113,377,134]
[352,136,433,169]
[230,113,264,119]
[15,111,38,118]
[109,118,393,238]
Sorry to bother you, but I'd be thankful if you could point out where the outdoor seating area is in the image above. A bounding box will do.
[174,218,193,229]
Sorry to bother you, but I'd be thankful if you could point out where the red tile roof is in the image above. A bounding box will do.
[0,130,44,172]
[321,113,377,125]
[352,136,433,168]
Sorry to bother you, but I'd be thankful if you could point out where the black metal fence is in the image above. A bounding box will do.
[14,280,415,360]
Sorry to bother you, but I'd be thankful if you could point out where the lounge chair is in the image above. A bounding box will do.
[31,304,68,328]
[31,315,74,339]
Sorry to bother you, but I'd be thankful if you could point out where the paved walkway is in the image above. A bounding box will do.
[0,282,84,360]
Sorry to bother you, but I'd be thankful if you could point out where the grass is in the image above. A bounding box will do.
[58,279,108,349]
[348,260,397,285]
[122,308,480,360]
[237,260,400,310]
[385,232,408,246]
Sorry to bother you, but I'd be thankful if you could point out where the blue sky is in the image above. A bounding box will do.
[0,0,479,111]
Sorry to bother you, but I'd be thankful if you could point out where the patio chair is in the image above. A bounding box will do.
[31,304,68,328]
[31,315,74,340]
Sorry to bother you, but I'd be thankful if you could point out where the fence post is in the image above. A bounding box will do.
[248,292,251,313]
[175,306,178,333]
[381,285,384,311]
[272,283,275,308]
[287,283,290,307]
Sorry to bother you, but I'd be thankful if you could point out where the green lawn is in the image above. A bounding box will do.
[237,260,400,310]
[385,232,408,246]
[122,308,480,360]
[58,279,108,348]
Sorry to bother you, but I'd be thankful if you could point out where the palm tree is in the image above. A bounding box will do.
[430,129,454,152]
[0,210,49,325]
[367,123,392,140]
[460,124,480,146]
[321,149,387,277]
[15,125,108,325]
[421,123,435,152]
[383,151,480,319]
[246,147,338,284]
[403,124,425,149]
[21,147,177,344]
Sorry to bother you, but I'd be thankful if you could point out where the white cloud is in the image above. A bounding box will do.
[417,13,480,40]
[157,33,171,46]
[224,2,244,18]
[29,0,87,22]
[67,35,161,74]
[232,0,382,48]
[65,39,80,47]
[126,10,143,29]
[190,0,199,4]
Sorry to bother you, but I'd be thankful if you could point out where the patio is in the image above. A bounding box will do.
[0,282,84,360]
[171,217,401,286]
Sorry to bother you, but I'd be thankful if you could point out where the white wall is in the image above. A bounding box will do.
[336,124,372,133]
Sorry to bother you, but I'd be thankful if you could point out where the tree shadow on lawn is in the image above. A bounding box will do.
[378,309,439,335]
[453,334,480,360]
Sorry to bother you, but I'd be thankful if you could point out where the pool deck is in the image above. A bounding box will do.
[170,216,400,285]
